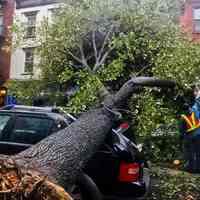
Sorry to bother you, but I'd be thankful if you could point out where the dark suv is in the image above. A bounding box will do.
[0,105,73,155]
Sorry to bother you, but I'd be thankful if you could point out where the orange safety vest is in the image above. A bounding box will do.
[181,112,200,133]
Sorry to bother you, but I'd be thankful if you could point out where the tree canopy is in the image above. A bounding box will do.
[9,0,199,163]
[38,0,184,113]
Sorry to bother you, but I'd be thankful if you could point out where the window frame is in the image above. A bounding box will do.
[23,47,35,74]
[193,7,200,33]
[23,11,38,39]
[0,113,15,141]
[7,114,54,144]
[0,114,12,139]
[0,14,4,35]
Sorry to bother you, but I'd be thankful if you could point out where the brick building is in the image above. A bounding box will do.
[180,0,200,41]
[0,0,15,85]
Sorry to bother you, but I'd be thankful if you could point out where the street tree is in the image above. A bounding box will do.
[39,0,183,113]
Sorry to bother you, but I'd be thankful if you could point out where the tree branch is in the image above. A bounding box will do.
[68,45,92,72]
[93,26,114,72]
[92,30,98,62]
[79,43,92,72]
[103,77,176,108]
[93,47,114,72]
[68,50,84,65]
[134,65,152,77]
[98,26,113,59]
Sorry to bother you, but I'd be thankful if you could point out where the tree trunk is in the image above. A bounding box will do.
[15,108,114,188]
[0,77,175,199]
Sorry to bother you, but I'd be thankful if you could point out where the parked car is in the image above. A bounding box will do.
[70,121,150,200]
[0,105,73,154]
[0,105,150,200]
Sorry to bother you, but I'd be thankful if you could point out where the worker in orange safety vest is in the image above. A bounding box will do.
[180,84,200,173]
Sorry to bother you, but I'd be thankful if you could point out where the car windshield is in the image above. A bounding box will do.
[0,115,11,134]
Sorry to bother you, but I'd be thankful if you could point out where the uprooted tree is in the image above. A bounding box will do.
[0,77,175,199]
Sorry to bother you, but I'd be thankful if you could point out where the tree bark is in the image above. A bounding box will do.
[0,77,175,199]
[15,108,114,188]
[103,77,175,108]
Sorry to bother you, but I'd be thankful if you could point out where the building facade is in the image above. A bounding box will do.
[10,0,61,80]
[0,0,15,85]
[180,0,200,41]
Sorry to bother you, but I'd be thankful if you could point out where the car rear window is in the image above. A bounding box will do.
[0,115,11,135]
[9,116,53,144]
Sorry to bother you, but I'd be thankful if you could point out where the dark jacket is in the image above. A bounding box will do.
[180,97,200,140]
[191,97,200,118]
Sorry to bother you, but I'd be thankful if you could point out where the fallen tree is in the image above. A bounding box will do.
[0,77,175,199]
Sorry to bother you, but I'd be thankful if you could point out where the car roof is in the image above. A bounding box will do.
[0,109,58,119]
[1,105,59,113]
[0,105,76,124]
[0,105,68,121]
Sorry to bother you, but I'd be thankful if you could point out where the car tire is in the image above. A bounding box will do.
[70,173,103,200]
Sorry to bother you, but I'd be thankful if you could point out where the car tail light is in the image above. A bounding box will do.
[118,162,140,182]
[119,122,129,129]
[113,122,130,134]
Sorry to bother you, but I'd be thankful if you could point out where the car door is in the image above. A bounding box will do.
[50,118,69,134]
[1,114,54,155]
[0,112,20,155]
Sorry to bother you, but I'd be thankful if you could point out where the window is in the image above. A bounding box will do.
[180,3,185,15]
[24,48,34,74]
[24,11,37,38]
[193,8,200,33]
[0,1,5,9]
[0,115,11,135]
[0,15,3,35]
[9,116,53,144]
